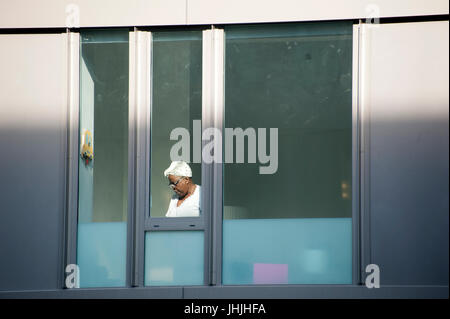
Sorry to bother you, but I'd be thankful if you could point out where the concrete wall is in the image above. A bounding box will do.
[0,33,68,291]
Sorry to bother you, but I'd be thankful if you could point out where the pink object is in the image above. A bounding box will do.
[253,263,288,284]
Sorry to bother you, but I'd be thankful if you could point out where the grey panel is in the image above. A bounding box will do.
[0,285,447,299]
[183,285,449,299]
[370,119,449,285]
[362,22,449,285]
[0,287,183,299]
[0,33,68,291]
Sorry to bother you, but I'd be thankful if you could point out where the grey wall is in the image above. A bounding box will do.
[0,0,448,28]
[362,21,449,285]
[0,33,68,291]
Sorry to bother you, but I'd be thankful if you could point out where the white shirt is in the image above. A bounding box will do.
[165,185,201,217]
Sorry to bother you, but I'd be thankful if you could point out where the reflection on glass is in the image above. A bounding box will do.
[223,22,353,284]
[144,231,204,286]
[150,31,202,218]
[76,29,129,288]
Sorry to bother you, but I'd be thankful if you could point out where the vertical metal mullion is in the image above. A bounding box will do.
[65,30,80,288]
[352,23,361,285]
[132,30,151,287]
[359,22,372,283]
[212,28,225,286]
[127,28,147,286]
[202,29,214,286]
[59,29,69,291]
[127,30,137,288]
[145,29,152,244]
[136,31,153,287]
[128,30,151,288]
[202,28,225,286]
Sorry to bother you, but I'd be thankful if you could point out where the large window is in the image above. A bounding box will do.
[71,22,355,288]
[222,22,353,284]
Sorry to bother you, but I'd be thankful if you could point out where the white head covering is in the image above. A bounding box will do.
[164,161,192,178]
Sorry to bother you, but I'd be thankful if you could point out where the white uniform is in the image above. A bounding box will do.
[165,185,201,217]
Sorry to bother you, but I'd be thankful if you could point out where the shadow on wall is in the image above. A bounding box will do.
[0,113,448,289]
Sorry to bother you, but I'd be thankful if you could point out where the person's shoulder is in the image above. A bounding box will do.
[194,184,201,197]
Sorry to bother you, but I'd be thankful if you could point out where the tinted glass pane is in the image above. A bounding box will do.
[76,29,129,287]
[224,22,352,220]
[150,31,202,217]
[223,219,352,284]
[145,231,204,286]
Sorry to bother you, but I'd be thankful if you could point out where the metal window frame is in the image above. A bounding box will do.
[203,28,225,286]
[129,29,151,288]
[135,26,217,287]
[357,21,372,284]
[64,30,80,286]
[352,22,363,286]
[65,28,136,289]
[216,22,360,287]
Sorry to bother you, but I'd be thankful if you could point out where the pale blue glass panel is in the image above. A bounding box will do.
[145,231,204,286]
[222,218,352,285]
[77,222,127,288]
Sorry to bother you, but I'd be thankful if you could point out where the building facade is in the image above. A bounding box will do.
[0,0,448,298]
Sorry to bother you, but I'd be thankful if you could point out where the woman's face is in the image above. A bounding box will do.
[168,175,190,198]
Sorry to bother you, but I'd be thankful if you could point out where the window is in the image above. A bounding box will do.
[70,22,355,288]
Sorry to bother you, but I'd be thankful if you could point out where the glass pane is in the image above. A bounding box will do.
[76,29,129,288]
[150,31,202,218]
[144,231,204,286]
[223,22,353,284]
[223,219,352,284]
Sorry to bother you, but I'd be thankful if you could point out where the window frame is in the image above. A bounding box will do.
[133,27,216,287]
[217,22,359,286]
[66,27,134,288]
[65,21,362,289]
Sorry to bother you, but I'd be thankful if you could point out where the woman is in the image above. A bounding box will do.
[164,161,201,217]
